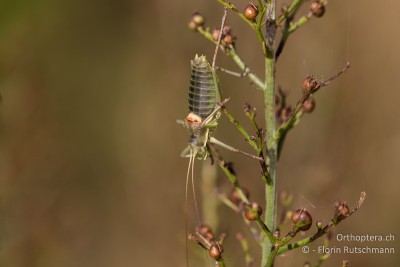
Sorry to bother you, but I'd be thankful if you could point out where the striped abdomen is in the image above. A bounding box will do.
[188,55,217,119]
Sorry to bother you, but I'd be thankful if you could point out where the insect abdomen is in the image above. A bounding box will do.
[188,55,217,119]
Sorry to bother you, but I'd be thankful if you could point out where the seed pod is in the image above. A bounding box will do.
[244,3,259,21]
[291,209,313,231]
[302,75,319,93]
[231,187,250,204]
[245,202,262,221]
[209,243,223,260]
[303,98,316,113]
[310,1,325,18]
[188,12,206,31]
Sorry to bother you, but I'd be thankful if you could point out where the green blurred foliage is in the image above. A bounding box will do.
[0,0,398,266]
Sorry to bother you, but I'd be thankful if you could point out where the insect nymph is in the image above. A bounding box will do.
[181,54,224,161]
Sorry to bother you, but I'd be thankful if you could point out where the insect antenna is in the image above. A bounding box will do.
[185,152,193,267]
[191,150,201,224]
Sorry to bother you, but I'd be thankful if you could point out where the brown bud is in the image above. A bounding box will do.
[302,75,319,92]
[198,224,214,240]
[245,202,262,221]
[231,187,250,204]
[279,106,292,122]
[244,3,259,21]
[212,28,221,41]
[303,98,316,113]
[243,102,252,113]
[222,25,232,35]
[337,202,350,217]
[223,34,236,46]
[291,209,313,231]
[303,262,312,267]
[209,243,223,260]
[188,12,206,31]
[310,1,325,18]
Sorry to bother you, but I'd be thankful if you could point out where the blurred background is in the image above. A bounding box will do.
[0,0,398,266]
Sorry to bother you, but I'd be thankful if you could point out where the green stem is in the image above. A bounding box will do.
[221,108,259,150]
[216,0,254,28]
[262,17,277,267]
[289,14,311,33]
[276,0,304,25]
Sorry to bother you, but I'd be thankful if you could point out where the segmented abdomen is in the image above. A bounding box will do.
[188,55,217,119]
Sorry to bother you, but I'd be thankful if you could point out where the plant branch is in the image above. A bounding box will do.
[289,13,312,33]
[274,63,351,151]
[217,192,263,245]
[221,108,259,150]
[276,1,307,60]
[197,27,265,90]
[216,0,254,28]
[277,192,366,255]
[276,0,305,25]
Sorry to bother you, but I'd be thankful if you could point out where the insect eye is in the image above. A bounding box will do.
[185,112,202,123]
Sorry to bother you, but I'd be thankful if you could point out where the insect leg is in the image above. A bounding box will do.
[216,66,249,78]
[209,137,263,161]
[200,98,230,127]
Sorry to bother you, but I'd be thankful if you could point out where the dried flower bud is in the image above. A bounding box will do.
[337,202,350,217]
[212,28,221,41]
[188,12,206,31]
[302,75,319,92]
[222,25,232,35]
[291,209,313,231]
[303,98,316,113]
[223,34,236,46]
[310,1,325,18]
[278,106,292,122]
[198,224,214,240]
[303,262,312,267]
[231,187,250,204]
[245,202,262,221]
[209,243,224,260]
[244,3,259,21]
[243,102,252,113]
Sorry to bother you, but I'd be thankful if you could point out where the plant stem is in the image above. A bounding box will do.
[260,0,278,265]
[262,56,277,267]
[262,3,277,265]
